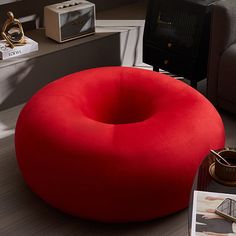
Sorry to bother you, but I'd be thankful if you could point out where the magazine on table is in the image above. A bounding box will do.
[191,190,236,236]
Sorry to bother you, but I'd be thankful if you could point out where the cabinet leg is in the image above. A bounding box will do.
[190,80,198,89]
[153,66,159,72]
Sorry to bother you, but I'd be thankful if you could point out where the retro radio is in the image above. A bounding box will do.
[44,0,95,43]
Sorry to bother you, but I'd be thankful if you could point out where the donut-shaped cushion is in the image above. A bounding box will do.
[15,67,225,222]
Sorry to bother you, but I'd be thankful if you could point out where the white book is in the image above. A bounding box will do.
[0,36,38,60]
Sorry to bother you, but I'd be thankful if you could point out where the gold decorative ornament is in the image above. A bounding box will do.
[1,11,26,48]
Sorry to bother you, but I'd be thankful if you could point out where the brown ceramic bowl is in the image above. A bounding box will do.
[215,150,236,181]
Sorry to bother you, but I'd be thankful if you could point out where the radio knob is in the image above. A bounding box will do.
[164,60,169,65]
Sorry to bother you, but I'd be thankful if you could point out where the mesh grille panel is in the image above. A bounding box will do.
[156,4,198,48]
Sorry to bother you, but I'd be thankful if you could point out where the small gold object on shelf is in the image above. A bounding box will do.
[1,11,26,48]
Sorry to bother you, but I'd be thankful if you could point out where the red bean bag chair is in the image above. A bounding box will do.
[15,67,225,222]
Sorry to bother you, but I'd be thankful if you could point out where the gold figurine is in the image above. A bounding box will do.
[1,11,26,48]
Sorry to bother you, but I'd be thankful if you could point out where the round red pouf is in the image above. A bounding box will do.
[15,67,225,222]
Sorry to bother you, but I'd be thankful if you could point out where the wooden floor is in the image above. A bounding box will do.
[1,88,236,235]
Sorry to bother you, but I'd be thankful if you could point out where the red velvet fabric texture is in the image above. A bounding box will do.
[15,67,225,222]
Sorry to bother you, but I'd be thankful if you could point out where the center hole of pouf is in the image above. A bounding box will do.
[80,79,156,124]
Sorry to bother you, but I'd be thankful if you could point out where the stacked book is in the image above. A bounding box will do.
[0,36,38,60]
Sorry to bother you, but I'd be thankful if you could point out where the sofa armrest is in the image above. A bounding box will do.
[207,0,236,105]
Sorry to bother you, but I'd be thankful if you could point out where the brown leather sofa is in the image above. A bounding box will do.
[207,0,236,114]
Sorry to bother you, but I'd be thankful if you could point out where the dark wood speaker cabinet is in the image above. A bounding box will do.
[143,0,219,88]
